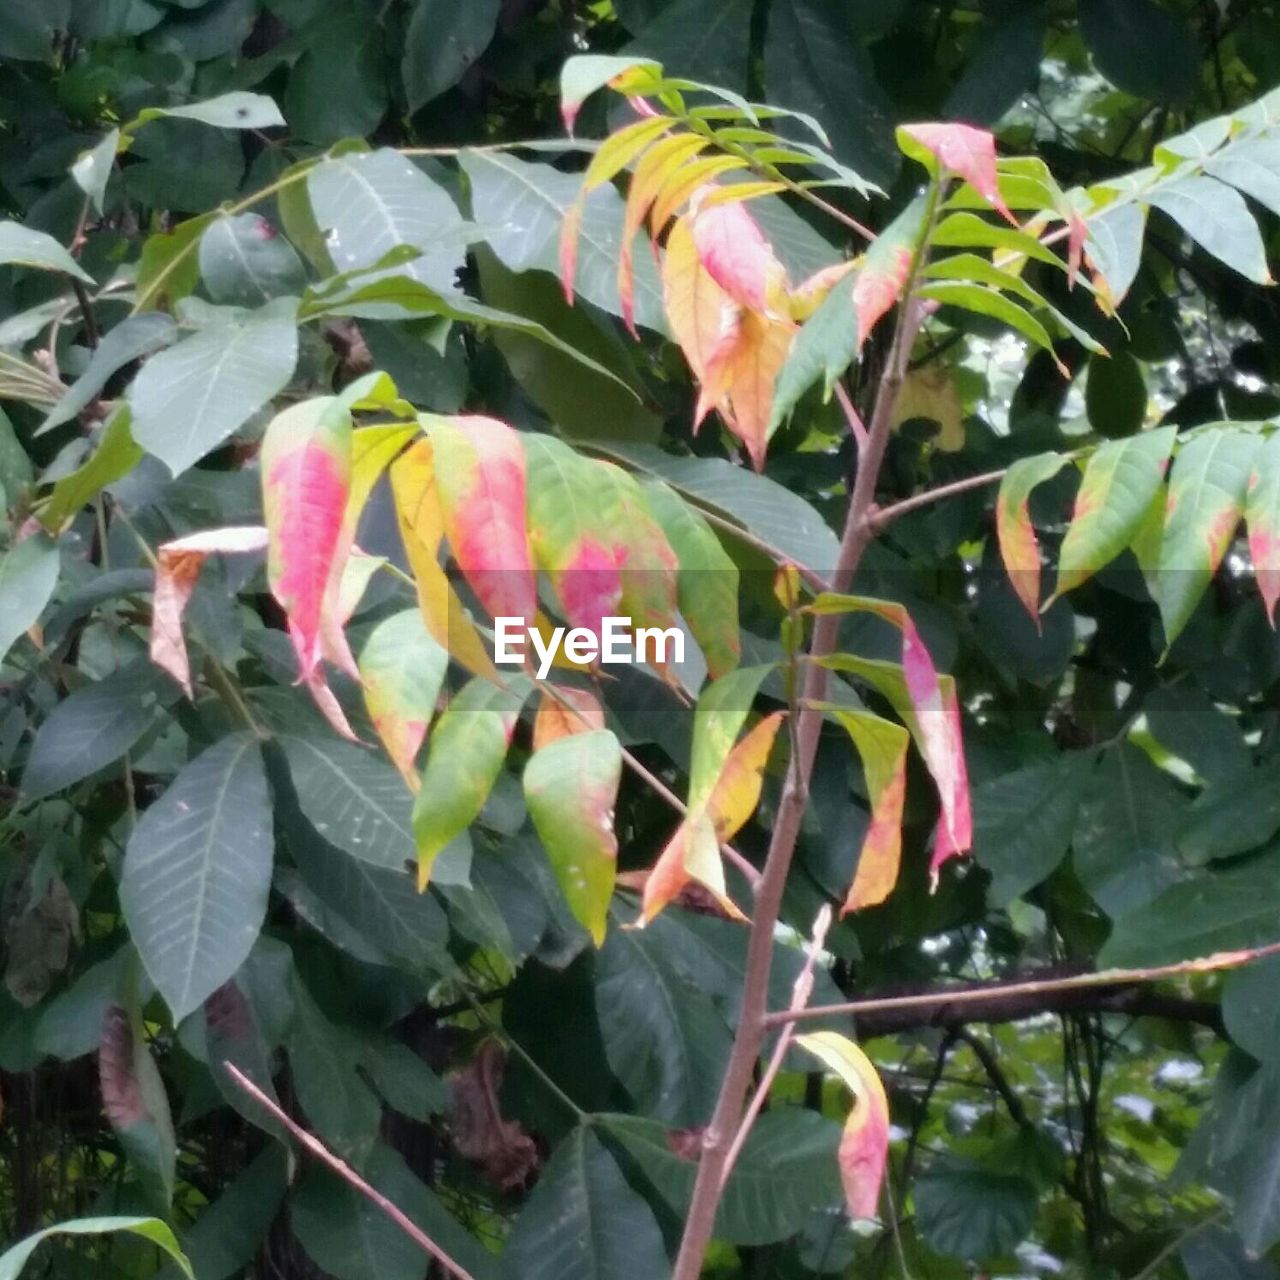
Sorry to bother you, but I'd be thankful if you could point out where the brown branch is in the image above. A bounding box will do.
[869,465,1008,528]
[670,182,944,1280]
[223,1065,478,1280]
[763,942,1280,1031]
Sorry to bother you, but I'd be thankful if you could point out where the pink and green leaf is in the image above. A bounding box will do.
[359,609,448,788]
[420,414,537,627]
[261,397,352,681]
[1246,430,1280,624]
[524,728,623,945]
[852,195,928,348]
[1156,428,1258,647]
[688,190,791,318]
[995,452,1068,624]
[413,676,530,889]
[817,706,910,913]
[1051,427,1177,602]
[796,1030,890,1222]
[559,54,661,134]
[532,687,607,750]
[898,122,1014,221]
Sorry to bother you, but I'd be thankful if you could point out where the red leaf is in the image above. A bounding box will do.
[900,122,1014,222]
[852,195,928,348]
[422,415,537,626]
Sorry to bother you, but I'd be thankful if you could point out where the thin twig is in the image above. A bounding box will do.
[718,905,831,1188]
[869,466,1008,528]
[764,940,1280,1028]
[223,1064,478,1280]
[833,380,869,450]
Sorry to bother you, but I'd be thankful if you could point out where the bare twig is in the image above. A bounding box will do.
[718,905,831,1189]
[224,1064,478,1280]
[763,941,1280,1029]
[833,380,869,450]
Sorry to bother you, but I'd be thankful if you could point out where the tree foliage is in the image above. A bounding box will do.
[4,3,1280,1279]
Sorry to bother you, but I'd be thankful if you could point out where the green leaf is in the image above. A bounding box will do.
[524,729,622,946]
[198,213,307,307]
[278,731,423,873]
[624,0,752,91]
[39,406,143,530]
[1052,427,1176,600]
[0,1218,192,1280]
[70,128,119,216]
[601,1108,843,1245]
[594,925,733,1126]
[770,270,858,432]
[23,658,175,802]
[597,442,840,573]
[642,478,740,679]
[414,676,529,887]
[40,314,177,434]
[914,1168,1038,1262]
[286,970,381,1161]
[1148,176,1273,284]
[402,0,500,112]
[308,148,466,293]
[944,11,1045,126]
[283,5,387,145]
[1231,1125,1280,1257]
[1074,742,1182,918]
[121,733,272,1022]
[1144,684,1250,785]
[99,1002,176,1212]
[917,280,1060,356]
[127,297,299,477]
[360,1039,448,1120]
[1182,1226,1280,1280]
[1223,953,1280,1064]
[1206,136,1280,219]
[1178,765,1280,864]
[0,533,59,665]
[1156,428,1258,647]
[930,212,1064,266]
[0,220,94,283]
[972,753,1092,906]
[1078,0,1200,102]
[460,149,665,332]
[1082,201,1146,307]
[129,91,284,131]
[292,1143,498,1280]
[1100,848,1280,967]
[763,0,897,186]
[505,1127,669,1280]
[1085,350,1147,439]
[35,947,135,1061]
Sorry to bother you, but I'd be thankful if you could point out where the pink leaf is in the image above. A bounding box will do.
[900,122,1014,222]
[689,189,790,317]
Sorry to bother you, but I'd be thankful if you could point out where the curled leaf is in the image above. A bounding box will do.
[796,1030,889,1221]
[995,453,1068,625]
[689,190,790,318]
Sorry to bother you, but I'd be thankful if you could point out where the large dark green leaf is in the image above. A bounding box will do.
[914,1168,1038,1262]
[23,658,176,802]
[0,533,59,666]
[121,733,272,1022]
[1078,0,1200,101]
[198,214,307,308]
[625,0,752,90]
[402,0,500,112]
[504,1127,669,1280]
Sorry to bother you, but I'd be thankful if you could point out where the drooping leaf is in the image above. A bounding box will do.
[358,609,448,788]
[98,1002,176,1215]
[818,706,910,912]
[689,190,791,318]
[898,123,1013,220]
[1051,427,1176,600]
[0,1218,192,1280]
[524,728,623,945]
[413,676,530,888]
[0,532,59,665]
[127,297,299,476]
[769,268,859,432]
[389,437,497,680]
[1246,430,1280,624]
[995,452,1068,623]
[420,414,538,626]
[814,597,971,875]
[795,1030,890,1220]
[1155,428,1257,647]
[504,1127,669,1280]
[558,54,661,133]
[0,220,94,282]
[149,526,268,697]
[261,397,352,681]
